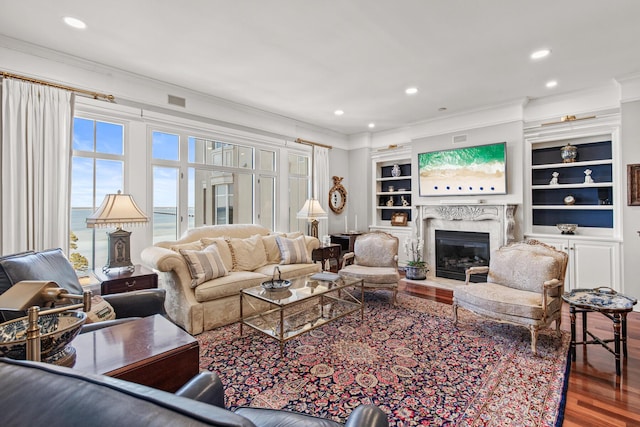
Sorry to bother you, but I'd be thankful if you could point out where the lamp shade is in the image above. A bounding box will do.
[296,198,328,220]
[86,190,149,229]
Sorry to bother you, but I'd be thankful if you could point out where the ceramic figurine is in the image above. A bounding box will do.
[401,196,409,206]
[391,164,401,177]
[387,196,394,207]
[549,171,559,185]
[584,169,594,184]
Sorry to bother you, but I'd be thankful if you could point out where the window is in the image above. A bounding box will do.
[70,117,125,271]
[288,153,310,232]
[151,130,278,241]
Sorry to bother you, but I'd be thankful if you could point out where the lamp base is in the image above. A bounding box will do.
[104,228,134,272]
[310,219,319,238]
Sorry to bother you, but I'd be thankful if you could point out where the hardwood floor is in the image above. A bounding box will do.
[398,282,640,426]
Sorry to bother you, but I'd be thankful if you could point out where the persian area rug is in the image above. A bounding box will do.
[197,291,570,427]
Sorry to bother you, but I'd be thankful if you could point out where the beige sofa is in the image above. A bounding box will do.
[141,224,320,334]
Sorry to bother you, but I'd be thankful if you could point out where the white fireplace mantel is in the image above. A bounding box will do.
[416,203,518,275]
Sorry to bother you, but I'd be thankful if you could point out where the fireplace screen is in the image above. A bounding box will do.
[435,230,489,282]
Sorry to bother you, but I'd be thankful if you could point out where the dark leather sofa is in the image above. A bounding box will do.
[0,358,389,427]
[0,248,166,330]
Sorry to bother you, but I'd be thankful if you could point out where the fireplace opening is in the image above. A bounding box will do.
[435,230,489,282]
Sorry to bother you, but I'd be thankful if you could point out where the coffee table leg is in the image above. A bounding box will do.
[240,293,244,336]
[569,305,576,361]
[613,313,621,376]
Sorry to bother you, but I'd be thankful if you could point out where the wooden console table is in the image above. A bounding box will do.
[73,315,199,392]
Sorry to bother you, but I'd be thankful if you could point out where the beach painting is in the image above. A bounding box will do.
[418,142,506,196]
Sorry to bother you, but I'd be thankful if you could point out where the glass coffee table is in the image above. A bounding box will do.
[562,287,637,376]
[240,274,364,355]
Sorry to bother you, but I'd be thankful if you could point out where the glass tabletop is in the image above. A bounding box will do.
[242,274,362,306]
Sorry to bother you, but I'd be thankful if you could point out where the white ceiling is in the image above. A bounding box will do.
[1,0,639,135]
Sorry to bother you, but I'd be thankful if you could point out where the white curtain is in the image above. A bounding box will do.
[1,78,74,254]
[314,146,330,239]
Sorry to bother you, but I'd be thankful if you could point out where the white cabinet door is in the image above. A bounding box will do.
[572,241,619,291]
[527,236,620,292]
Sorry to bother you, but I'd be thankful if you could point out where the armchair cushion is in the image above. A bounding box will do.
[487,249,558,293]
[0,248,83,295]
[339,265,400,285]
[353,235,396,267]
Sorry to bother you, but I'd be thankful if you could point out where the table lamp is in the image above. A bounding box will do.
[86,190,149,272]
[295,142,327,238]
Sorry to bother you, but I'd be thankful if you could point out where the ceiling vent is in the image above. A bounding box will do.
[168,95,186,108]
[452,134,467,144]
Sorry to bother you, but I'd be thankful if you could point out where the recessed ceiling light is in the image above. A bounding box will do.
[63,16,87,29]
[368,123,376,129]
[546,80,558,88]
[405,87,418,95]
[334,110,344,116]
[438,107,447,112]
[531,49,551,60]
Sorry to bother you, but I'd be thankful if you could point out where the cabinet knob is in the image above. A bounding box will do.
[125,280,136,288]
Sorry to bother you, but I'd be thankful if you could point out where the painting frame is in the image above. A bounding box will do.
[390,212,408,226]
[418,142,507,197]
[627,164,640,206]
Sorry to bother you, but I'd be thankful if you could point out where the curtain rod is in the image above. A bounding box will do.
[295,137,333,150]
[1,71,115,102]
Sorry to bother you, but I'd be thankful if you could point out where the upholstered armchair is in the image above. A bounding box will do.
[452,240,568,355]
[338,231,400,304]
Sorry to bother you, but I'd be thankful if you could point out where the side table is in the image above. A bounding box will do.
[312,243,341,272]
[94,264,158,295]
[562,287,637,376]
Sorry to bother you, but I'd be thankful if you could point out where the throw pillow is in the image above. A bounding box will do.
[276,235,310,264]
[180,245,228,288]
[227,234,268,271]
[169,241,204,252]
[200,237,234,271]
[262,234,282,264]
[85,295,116,324]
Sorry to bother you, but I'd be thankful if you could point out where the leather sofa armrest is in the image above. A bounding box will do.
[101,288,166,318]
[175,371,225,408]
[344,405,389,427]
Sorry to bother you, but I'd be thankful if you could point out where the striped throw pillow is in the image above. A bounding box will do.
[180,244,228,288]
[276,235,310,264]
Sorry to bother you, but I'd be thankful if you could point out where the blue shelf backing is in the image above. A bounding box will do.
[533,209,613,228]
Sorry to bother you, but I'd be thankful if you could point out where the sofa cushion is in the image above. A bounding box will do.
[169,241,204,252]
[194,271,267,302]
[487,249,558,293]
[0,248,83,295]
[262,232,305,264]
[180,245,229,288]
[226,234,268,272]
[200,237,234,271]
[254,263,321,279]
[276,236,310,264]
[455,282,562,320]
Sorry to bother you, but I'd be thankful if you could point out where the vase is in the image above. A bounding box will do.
[405,266,427,280]
[391,164,401,177]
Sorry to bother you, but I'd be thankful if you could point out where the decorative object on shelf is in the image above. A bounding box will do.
[391,212,408,226]
[391,163,402,177]
[560,142,578,163]
[86,190,149,273]
[584,169,594,184]
[328,175,347,214]
[386,196,394,207]
[564,195,576,205]
[549,171,559,185]
[627,164,640,206]
[322,235,331,246]
[557,223,578,235]
[388,185,395,192]
[401,196,409,207]
[397,188,407,192]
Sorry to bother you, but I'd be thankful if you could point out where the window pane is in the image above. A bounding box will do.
[96,121,124,155]
[259,150,275,172]
[96,159,124,201]
[288,153,309,175]
[153,166,179,242]
[152,131,180,161]
[259,175,275,230]
[289,176,309,232]
[73,117,94,151]
[238,145,253,169]
[236,174,253,223]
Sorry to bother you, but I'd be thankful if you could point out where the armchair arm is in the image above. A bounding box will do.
[175,371,225,408]
[543,278,561,289]
[341,252,355,269]
[345,405,389,427]
[465,266,489,285]
[101,288,166,318]
[541,278,562,320]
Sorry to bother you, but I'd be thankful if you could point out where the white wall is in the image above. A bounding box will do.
[621,99,640,297]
